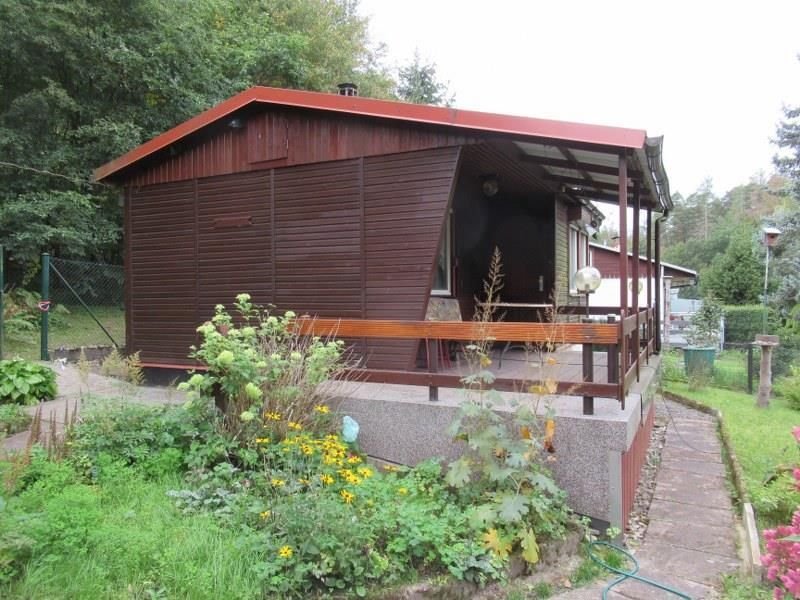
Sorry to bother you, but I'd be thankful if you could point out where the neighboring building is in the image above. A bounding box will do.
[588,242,697,345]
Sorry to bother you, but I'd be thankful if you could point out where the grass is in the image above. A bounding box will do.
[3,305,125,361]
[0,466,265,599]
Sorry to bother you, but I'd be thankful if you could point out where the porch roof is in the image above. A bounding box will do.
[93,86,670,211]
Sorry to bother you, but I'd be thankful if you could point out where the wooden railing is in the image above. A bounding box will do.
[295,308,656,414]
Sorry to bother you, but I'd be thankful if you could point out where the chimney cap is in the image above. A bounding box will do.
[337,82,358,96]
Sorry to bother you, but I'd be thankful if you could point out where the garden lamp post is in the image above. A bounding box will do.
[574,266,602,415]
[762,227,781,333]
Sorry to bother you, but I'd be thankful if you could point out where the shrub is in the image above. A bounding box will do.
[179,294,345,436]
[775,367,800,411]
[0,359,56,405]
[0,404,31,435]
[69,401,218,474]
[723,305,767,344]
[761,427,800,599]
[100,349,144,385]
[686,295,724,348]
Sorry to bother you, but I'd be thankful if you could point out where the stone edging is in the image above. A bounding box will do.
[662,391,762,579]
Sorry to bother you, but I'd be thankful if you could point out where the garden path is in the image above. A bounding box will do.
[553,398,741,599]
[2,362,184,453]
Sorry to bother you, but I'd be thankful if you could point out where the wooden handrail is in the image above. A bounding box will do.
[621,309,650,335]
[295,317,619,345]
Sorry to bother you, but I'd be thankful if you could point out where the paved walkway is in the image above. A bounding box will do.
[2,363,183,453]
[555,399,740,599]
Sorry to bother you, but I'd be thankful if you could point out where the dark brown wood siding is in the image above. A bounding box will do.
[196,171,272,321]
[363,147,461,368]
[274,160,362,317]
[129,180,198,364]
[127,108,474,187]
[126,146,461,368]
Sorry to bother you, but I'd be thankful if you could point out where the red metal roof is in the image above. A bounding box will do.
[94,86,649,182]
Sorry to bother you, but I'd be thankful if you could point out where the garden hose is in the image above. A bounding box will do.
[587,541,693,599]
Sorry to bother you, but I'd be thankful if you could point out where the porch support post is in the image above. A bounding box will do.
[655,215,663,353]
[582,342,594,415]
[427,339,439,401]
[618,154,628,408]
[632,183,640,382]
[646,207,652,361]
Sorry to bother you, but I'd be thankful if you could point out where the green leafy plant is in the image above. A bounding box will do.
[179,294,346,436]
[686,295,724,348]
[0,359,56,405]
[0,404,31,435]
[100,348,144,386]
[775,366,800,411]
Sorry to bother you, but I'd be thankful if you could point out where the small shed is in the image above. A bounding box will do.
[94,86,671,373]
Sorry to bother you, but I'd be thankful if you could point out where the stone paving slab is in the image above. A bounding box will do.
[662,457,726,478]
[647,498,735,529]
[644,520,738,558]
[652,468,732,507]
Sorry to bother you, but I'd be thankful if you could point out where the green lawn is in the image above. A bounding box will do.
[2,305,125,361]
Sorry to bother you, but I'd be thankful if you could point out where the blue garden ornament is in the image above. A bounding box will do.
[342,415,360,443]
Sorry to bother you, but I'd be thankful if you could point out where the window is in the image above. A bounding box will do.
[568,225,589,292]
[431,217,452,296]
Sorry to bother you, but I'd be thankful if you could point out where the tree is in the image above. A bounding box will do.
[0,0,395,280]
[699,231,762,304]
[396,51,454,106]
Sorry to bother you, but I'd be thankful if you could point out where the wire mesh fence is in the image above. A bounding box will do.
[48,257,125,352]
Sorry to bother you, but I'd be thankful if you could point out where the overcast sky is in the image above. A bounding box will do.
[359,0,800,198]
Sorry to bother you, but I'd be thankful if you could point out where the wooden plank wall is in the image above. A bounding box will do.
[363,147,460,368]
[126,108,473,187]
[126,147,460,368]
[621,402,655,528]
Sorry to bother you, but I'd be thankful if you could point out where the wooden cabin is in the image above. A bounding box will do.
[94,86,671,407]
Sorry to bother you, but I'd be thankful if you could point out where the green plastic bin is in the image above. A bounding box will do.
[683,347,716,376]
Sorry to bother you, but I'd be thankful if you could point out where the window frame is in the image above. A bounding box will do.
[568,225,590,293]
[431,214,453,296]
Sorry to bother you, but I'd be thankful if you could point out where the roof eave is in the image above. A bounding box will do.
[94,86,650,183]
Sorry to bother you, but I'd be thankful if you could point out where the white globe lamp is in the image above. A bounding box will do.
[574,266,602,318]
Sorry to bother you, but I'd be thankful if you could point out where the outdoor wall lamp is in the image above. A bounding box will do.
[574,266,602,318]
[480,174,499,197]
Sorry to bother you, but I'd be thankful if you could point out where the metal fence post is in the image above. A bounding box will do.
[40,252,50,360]
[0,244,4,360]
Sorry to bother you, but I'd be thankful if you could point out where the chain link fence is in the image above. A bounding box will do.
[47,257,125,354]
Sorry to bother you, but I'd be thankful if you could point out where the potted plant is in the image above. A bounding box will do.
[684,295,724,377]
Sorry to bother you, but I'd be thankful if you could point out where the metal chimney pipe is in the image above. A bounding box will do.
[337,83,358,96]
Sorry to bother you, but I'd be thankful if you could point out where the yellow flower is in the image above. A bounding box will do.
[260,510,271,519]
[255,437,270,444]
[546,357,558,366]
[382,464,399,472]
[278,545,293,559]
[326,434,340,441]
[314,405,330,414]
[347,455,362,465]
[300,444,314,456]
[263,411,281,421]
[397,487,408,496]
[340,489,354,504]
[287,421,302,431]
[298,478,310,485]
[357,467,374,479]
[480,355,492,367]
[320,474,334,485]
[271,478,286,487]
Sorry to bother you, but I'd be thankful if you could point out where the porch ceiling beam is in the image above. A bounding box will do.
[518,154,644,179]
[562,189,661,207]
[557,147,608,197]
[542,173,653,195]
